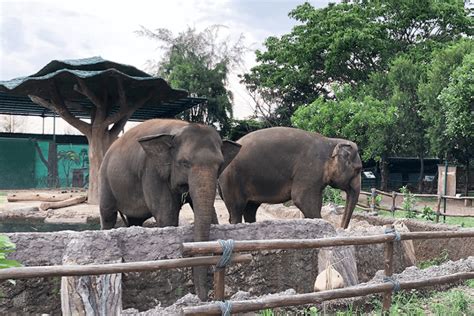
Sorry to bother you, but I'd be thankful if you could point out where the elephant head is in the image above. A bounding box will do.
[138,124,241,240]
[326,142,362,229]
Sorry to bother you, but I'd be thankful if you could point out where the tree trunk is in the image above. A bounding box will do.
[380,158,389,191]
[465,160,470,197]
[418,154,425,193]
[87,128,111,205]
[48,142,59,187]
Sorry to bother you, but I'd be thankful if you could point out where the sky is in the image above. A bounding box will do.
[0,0,334,134]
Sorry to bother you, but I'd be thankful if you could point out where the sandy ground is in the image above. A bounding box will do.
[0,189,472,226]
[0,196,289,226]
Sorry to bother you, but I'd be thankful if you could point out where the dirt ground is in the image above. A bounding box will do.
[0,189,472,226]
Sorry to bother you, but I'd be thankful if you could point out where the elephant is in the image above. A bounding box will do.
[218,127,362,229]
[99,119,241,299]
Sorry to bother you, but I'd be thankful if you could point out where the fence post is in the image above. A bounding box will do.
[436,195,442,223]
[391,191,396,217]
[382,224,395,315]
[371,188,377,212]
[213,268,225,300]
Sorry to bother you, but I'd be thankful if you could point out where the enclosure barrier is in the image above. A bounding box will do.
[1,229,472,315]
[0,254,253,280]
[182,272,474,315]
[182,227,474,315]
[359,188,474,222]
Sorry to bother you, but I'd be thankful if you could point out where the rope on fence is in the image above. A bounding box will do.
[215,239,235,270]
[383,276,401,292]
[217,300,232,316]
[384,227,401,242]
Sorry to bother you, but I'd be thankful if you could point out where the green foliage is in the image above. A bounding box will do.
[292,95,397,162]
[138,25,245,135]
[323,187,343,205]
[438,52,474,165]
[417,249,449,269]
[0,235,21,278]
[419,39,474,159]
[400,186,418,218]
[227,119,268,141]
[420,205,436,221]
[243,0,471,126]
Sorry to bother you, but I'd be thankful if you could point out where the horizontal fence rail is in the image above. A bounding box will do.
[0,254,253,280]
[361,189,474,200]
[182,230,474,255]
[183,272,474,315]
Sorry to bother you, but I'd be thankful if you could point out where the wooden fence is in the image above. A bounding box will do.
[359,188,474,222]
[1,228,473,315]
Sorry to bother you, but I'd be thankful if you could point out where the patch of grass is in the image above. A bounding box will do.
[356,208,474,228]
[0,192,6,205]
[466,279,474,288]
[417,249,450,269]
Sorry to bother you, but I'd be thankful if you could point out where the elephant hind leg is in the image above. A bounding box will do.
[243,202,260,223]
[99,181,118,229]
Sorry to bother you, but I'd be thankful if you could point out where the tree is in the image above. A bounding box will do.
[138,26,245,135]
[438,52,474,195]
[387,55,428,191]
[227,119,268,141]
[243,0,472,126]
[419,39,474,158]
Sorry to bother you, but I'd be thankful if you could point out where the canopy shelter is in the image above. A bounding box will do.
[0,57,206,203]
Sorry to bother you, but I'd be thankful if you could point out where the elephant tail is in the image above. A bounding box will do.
[118,210,130,227]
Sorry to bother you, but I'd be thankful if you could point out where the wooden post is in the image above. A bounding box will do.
[213,268,226,300]
[371,188,377,212]
[382,224,394,315]
[391,191,396,217]
[436,195,442,223]
[60,235,122,316]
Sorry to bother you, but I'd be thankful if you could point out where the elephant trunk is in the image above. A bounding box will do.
[188,168,218,300]
[340,174,361,229]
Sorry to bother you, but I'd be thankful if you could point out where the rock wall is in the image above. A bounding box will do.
[353,214,474,262]
[1,219,342,314]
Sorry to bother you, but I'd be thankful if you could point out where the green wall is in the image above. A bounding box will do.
[0,138,88,189]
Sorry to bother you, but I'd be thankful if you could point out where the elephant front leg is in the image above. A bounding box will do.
[292,186,323,219]
[143,176,181,227]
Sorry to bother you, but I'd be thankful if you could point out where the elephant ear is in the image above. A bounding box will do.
[220,140,241,175]
[331,143,353,160]
[138,134,174,169]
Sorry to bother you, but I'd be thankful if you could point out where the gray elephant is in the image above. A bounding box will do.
[218,127,362,229]
[99,119,241,298]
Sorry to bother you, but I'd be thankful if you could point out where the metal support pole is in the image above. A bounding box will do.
[443,160,448,223]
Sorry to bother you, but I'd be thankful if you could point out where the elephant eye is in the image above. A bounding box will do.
[179,160,191,168]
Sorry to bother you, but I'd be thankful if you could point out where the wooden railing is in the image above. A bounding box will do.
[182,227,474,315]
[359,188,474,222]
[1,228,473,315]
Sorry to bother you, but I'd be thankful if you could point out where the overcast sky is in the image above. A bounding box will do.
[0,0,333,134]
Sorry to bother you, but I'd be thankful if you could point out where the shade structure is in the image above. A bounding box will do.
[0,56,206,121]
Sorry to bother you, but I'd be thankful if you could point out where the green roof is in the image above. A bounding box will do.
[0,57,206,121]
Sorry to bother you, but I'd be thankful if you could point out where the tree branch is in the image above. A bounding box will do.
[109,116,128,139]
[32,140,49,168]
[29,95,91,136]
[74,78,107,124]
[104,89,154,126]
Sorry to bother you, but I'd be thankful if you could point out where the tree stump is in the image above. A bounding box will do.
[61,234,122,315]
